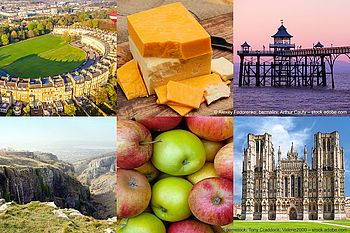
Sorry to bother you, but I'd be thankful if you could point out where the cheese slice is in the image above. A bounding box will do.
[167,81,203,109]
[117,60,148,100]
[169,104,193,116]
[129,37,212,95]
[155,73,224,105]
[180,73,223,88]
[127,2,212,59]
[211,57,233,81]
[204,83,231,105]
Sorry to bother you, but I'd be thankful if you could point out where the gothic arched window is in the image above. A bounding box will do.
[291,175,295,197]
[285,177,288,197]
[297,177,301,197]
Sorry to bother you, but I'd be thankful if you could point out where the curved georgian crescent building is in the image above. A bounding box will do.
[0,27,116,107]
[241,131,346,221]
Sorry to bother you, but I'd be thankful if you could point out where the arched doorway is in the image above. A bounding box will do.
[289,207,297,220]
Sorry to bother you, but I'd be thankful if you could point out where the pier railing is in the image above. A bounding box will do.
[238,46,350,57]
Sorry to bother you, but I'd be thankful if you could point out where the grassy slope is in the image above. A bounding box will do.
[0,202,116,233]
[232,220,349,232]
[0,34,86,78]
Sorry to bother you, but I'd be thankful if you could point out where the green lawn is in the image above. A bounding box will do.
[326,220,350,227]
[0,34,86,78]
[230,220,349,233]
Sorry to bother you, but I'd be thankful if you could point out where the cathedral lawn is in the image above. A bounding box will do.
[231,220,349,232]
[0,34,86,78]
[326,220,350,227]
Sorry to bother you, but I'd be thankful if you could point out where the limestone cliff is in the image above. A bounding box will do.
[73,152,116,219]
[0,152,95,217]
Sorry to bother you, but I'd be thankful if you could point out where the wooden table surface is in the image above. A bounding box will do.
[117,13,233,120]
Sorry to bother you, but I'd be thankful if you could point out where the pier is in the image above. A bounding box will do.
[237,22,350,88]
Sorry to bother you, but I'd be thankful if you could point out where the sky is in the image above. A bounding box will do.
[0,118,116,160]
[234,0,350,62]
[234,117,350,203]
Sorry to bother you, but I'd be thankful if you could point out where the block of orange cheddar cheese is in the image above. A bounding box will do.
[117,60,148,100]
[166,81,204,109]
[127,2,212,59]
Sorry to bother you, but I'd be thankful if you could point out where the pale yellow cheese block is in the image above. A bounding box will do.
[129,36,212,95]
[211,57,233,81]
[204,83,231,105]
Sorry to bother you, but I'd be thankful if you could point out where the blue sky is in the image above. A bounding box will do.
[234,117,350,203]
[0,118,116,160]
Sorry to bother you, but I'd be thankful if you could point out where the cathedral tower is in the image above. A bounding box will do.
[242,133,274,220]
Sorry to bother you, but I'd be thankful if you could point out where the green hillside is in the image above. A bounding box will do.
[0,201,116,233]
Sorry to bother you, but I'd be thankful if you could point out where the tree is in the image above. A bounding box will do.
[28,30,35,38]
[23,105,30,116]
[28,22,36,31]
[37,23,44,35]
[33,28,39,37]
[64,104,76,116]
[92,18,99,28]
[109,77,117,87]
[62,31,72,43]
[10,30,17,42]
[1,34,9,46]
[94,87,109,105]
[46,22,53,31]
[83,19,93,28]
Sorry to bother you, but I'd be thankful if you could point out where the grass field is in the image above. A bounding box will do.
[230,220,350,233]
[0,34,86,78]
[0,202,116,233]
[326,220,350,227]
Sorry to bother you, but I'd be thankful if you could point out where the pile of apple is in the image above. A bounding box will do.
[116,116,233,233]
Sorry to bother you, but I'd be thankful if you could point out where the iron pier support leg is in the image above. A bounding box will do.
[331,67,335,89]
[239,56,244,87]
[321,56,326,87]
[256,56,260,87]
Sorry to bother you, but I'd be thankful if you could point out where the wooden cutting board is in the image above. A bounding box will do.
[117,13,233,120]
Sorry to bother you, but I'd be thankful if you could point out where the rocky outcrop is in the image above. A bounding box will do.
[0,153,96,217]
[74,153,116,182]
[73,153,116,218]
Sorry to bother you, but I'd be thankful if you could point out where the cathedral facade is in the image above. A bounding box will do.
[241,131,346,220]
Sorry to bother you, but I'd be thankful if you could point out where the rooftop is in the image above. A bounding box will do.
[272,22,293,38]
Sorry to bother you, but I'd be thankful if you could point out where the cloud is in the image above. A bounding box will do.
[234,117,313,203]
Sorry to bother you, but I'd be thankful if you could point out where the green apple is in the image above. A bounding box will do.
[151,177,193,222]
[201,139,224,162]
[135,161,160,182]
[187,162,219,184]
[152,129,206,176]
[117,212,166,233]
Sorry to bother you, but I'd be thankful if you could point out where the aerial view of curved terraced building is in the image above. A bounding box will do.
[0,26,116,116]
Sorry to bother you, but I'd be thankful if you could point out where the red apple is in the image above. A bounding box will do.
[214,142,233,180]
[211,225,225,233]
[186,117,233,142]
[117,120,152,169]
[188,177,233,226]
[117,169,151,218]
[137,116,182,132]
[168,220,214,233]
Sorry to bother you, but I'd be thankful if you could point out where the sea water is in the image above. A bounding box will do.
[234,72,350,116]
